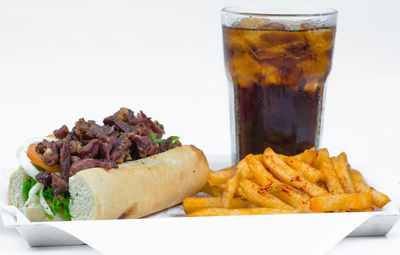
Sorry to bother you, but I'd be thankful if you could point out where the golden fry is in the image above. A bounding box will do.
[262,183,282,195]
[314,148,330,169]
[351,208,374,212]
[254,154,263,162]
[319,161,345,194]
[216,183,226,189]
[277,185,311,210]
[238,156,253,179]
[284,157,324,184]
[319,182,328,190]
[183,197,251,214]
[293,149,318,165]
[190,146,391,217]
[239,179,294,210]
[350,170,391,208]
[222,172,240,208]
[200,183,223,197]
[187,207,298,217]
[331,153,355,193]
[246,154,310,208]
[310,193,373,212]
[246,154,274,187]
[263,148,329,197]
[313,148,345,194]
[207,166,235,186]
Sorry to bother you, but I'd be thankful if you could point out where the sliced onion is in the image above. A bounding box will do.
[17,137,59,218]
[24,182,43,207]
[16,137,59,178]
[39,188,55,216]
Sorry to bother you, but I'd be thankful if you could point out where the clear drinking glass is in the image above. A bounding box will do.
[222,6,337,164]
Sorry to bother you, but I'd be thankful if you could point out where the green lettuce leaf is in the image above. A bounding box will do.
[169,136,180,145]
[151,132,180,145]
[23,176,71,221]
[150,132,164,143]
[36,187,71,221]
[22,178,37,201]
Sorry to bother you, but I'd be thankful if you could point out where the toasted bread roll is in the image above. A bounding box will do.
[9,145,209,221]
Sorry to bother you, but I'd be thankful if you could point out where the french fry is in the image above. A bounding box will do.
[263,148,329,197]
[310,193,373,212]
[187,207,298,217]
[331,153,355,193]
[314,148,345,194]
[277,185,311,210]
[236,187,258,209]
[313,148,330,169]
[200,183,223,197]
[254,154,263,162]
[293,149,318,165]
[238,156,254,179]
[222,172,240,208]
[261,183,282,195]
[185,146,391,217]
[351,208,374,212]
[278,154,288,160]
[319,182,328,191]
[183,197,251,214]
[216,184,227,190]
[246,154,310,208]
[221,159,252,208]
[239,179,294,210]
[284,157,324,184]
[349,170,391,208]
[246,154,275,187]
[207,166,236,186]
[319,161,345,194]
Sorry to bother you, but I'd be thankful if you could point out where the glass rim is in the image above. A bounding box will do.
[221,5,338,17]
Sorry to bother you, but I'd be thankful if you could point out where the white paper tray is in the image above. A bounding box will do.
[1,158,399,248]
[1,201,399,247]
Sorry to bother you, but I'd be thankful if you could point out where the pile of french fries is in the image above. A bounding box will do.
[184,147,391,217]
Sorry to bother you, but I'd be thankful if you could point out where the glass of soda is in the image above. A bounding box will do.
[222,6,338,163]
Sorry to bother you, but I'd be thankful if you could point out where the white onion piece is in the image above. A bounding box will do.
[24,182,43,207]
[16,137,59,178]
[39,188,55,216]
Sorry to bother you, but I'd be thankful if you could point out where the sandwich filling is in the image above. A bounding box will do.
[18,107,181,220]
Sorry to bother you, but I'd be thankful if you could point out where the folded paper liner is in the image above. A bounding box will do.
[0,166,398,255]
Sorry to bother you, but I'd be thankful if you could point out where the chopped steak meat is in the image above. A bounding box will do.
[137,111,164,136]
[69,140,82,154]
[35,107,181,179]
[36,139,53,154]
[78,139,101,158]
[41,141,59,166]
[35,172,69,200]
[60,138,71,181]
[133,135,159,158]
[110,133,132,164]
[103,116,135,133]
[35,172,52,187]
[53,125,69,139]
[51,174,69,200]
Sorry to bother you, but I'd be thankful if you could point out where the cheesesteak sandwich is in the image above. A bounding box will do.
[8,108,209,221]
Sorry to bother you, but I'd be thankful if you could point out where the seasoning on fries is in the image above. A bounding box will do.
[184,147,391,217]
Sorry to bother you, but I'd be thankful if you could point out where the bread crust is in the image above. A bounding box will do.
[10,145,209,221]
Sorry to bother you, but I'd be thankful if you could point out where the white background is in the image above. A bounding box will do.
[0,0,399,165]
[0,0,399,254]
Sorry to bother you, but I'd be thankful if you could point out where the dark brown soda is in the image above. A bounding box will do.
[223,23,335,159]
